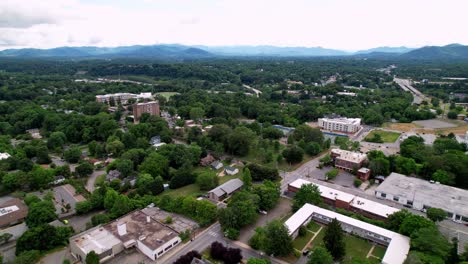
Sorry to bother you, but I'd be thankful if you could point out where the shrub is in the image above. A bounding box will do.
[354,179,362,187]
[298,226,307,237]
[225,228,240,240]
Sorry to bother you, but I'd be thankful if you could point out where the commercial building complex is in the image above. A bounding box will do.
[96,92,152,105]
[133,101,160,122]
[285,203,410,264]
[331,149,368,171]
[375,172,468,223]
[70,208,197,262]
[318,117,361,134]
[288,179,399,220]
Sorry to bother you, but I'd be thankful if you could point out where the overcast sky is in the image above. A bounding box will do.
[1,0,467,51]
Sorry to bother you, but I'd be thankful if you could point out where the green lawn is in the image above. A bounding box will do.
[293,230,315,250]
[307,225,375,261]
[155,92,180,100]
[306,221,321,232]
[163,184,202,198]
[372,245,386,259]
[364,130,401,143]
[343,235,373,259]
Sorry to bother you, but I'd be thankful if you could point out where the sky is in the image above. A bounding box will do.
[1,0,467,51]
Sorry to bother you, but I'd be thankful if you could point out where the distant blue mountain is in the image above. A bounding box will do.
[0,44,213,59]
[356,46,414,54]
[1,43,468,60]
[194,45,351,57]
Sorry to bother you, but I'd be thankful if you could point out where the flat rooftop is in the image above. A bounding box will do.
[0,198,28,227]
[331,149,367,163]
[72,226,121,255]
[375,172,468,217]
[289,179,355,203]
[141,207,198,234]
[320,118,361,125]
[350,197,400,218]
[105,210,178,250]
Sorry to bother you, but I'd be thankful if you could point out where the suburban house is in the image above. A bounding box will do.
[208,179,244,202]
[375,172,468,223]
[210,161,223,170]
[70,207,197,263]
[0,198,28,228]
[288,179,399,220]
[224,166,239,176]
[200,155,215,167]
[285,203,410,264]
[330,149,367,172]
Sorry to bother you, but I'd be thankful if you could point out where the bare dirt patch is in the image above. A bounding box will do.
[413,119,457,129]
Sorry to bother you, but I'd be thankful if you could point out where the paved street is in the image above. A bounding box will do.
[280,153,328,193]
[157,223,287,264]
[86,169,105,193]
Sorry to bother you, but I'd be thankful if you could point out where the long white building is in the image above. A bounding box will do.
[318,117,361,133]
[285,203,410,264]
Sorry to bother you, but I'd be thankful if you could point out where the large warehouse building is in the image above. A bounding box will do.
[375,172,468,223]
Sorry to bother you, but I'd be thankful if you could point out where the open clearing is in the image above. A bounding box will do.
[155,92,180,100]
[364,130,401,143]
[413,119,457,129]
[383,122,419,132]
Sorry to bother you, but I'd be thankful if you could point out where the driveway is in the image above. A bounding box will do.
[86,169,105,193]
[238,198,292,244]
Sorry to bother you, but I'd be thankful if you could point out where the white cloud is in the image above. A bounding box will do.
[0,0,467,50]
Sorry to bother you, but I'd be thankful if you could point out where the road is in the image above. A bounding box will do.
[280,153,328,193]
[86,169,105,193]
[394,78,426,105]
[243,84,262,97]
[160,222,287,264]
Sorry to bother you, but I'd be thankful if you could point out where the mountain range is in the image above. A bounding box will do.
[1,43,468,60]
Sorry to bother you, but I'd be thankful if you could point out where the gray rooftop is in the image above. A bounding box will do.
[209,178,243,197]
[375,172,468,217]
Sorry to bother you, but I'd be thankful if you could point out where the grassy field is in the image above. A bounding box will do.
[293,230,315,250]
[155,92,180,100]
[364,130,401,143]
[306,221,321,232]
[371,245,386,259]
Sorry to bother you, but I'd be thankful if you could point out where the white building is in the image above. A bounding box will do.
[96,93,153,105]
[285,203,410,264]
[337,92,357,97]
[318,117,361,133]
[375,172,468,223]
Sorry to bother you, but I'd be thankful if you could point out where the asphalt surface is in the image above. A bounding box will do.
[160,222,287,264]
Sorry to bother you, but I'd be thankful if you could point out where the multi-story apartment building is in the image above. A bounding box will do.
[318,117,361,133]
[133,101,160,122]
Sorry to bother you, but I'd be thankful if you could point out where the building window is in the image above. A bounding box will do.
[173,241,179,246]
[157,251,163,256]
[393,196,399,202]
[406,200,413,206]
[380,192,386,198]
[165,245,172,251]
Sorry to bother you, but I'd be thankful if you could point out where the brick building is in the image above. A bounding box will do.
[331,149,367,172]
[133,101,160,122]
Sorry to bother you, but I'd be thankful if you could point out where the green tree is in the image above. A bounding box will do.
[13,250,41,264]
[431,170,455,185]
[75,161,94,177]
[136,174,164,195]
[85,251,99,264]
[305,142,322,156]
[227,127,256,156]
[110,195,132,218]
[189,107,205,122]
[64,146,81,163]
[387,209,411,231]
[368,157,390,176]
[308,247,333,264]
[264,220,293,256]
[394,156,417,175]
[25,200,57,228]
[243,168,252,188]
[282,145,304,164]
[105,140,125,156]
[399,214,436,236]
[447,111,457,119]
[410,227,450,259]
[293,125,324,145]
[325,168,339,180]
[293,183,322,211]
[47,131,66,150]
[426,208,447,222]
[115,159,134,177]
[138,152,169,179]
[252,181,280,211]
[196,171,218,191]
[323,218,345,260]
